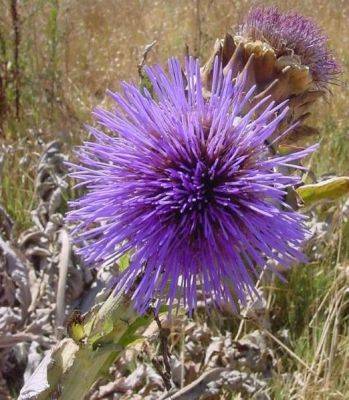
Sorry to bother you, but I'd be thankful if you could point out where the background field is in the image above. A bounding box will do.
[0,1,348,398]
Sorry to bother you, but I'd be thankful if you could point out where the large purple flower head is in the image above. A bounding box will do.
[238,6,340,87]
[67,57,314,314]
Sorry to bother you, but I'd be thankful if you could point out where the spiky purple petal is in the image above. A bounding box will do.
[67,57,314,314]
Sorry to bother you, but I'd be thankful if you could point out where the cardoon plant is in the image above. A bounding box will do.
[67,57,315,315]
[21,7,345,400]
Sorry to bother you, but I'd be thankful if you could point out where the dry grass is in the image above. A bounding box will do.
[0,1,349,398]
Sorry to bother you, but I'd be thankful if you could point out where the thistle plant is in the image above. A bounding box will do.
[19,6,347,400]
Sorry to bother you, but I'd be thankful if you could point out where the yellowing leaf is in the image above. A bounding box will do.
[297,177,349,207]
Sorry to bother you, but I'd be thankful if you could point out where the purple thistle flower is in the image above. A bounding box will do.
[67,57,315,314]
[239,6,340,87]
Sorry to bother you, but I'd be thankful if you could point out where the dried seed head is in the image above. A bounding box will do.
[201,7,340,143]
[239,6,340,88]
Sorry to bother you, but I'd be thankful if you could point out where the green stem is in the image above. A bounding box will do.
[58,292,140,400]
[22,290,152,400]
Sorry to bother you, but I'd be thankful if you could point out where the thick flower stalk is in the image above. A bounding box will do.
[202,6,340,142]
[67,57,315,315]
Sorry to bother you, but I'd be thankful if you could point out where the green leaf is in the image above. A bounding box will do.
[297,177,349,207]
[118,252,130,271]
[118,314,151,347]
[86,292,136,347]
